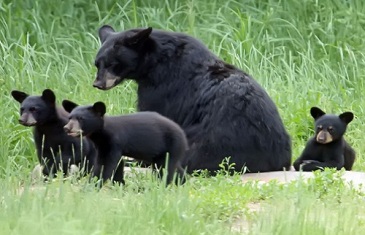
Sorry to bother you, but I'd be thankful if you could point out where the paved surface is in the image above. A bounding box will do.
[123,166,365,186]
[241,170,365,190]
[123,166,365,189]
[106,166,365,191]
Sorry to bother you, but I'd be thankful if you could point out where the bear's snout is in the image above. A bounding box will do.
[93,80,105,90]
[316,130,333,144]
[19,114,37,126]
[63,125,71,133]
[63,120,83,137]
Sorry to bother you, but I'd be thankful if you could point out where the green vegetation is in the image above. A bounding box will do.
[1,0,365,234]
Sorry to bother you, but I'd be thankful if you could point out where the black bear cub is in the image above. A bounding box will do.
[293,107,356,172]
[11,89,96,177]
[62,100,188,186]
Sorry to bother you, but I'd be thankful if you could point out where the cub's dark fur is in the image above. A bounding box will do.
[62,100,188,185]
[92,25,292,174]
[293,107,355,171]
[11,89,96,177]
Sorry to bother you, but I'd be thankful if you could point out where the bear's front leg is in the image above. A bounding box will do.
[300,160,343,171]
[102,150,125,185]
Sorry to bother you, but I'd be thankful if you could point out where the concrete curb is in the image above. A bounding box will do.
[241,170,365,189]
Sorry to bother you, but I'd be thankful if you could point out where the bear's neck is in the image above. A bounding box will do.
[88,129,111,149]
[34,110,64,135]
[134,34,218,86]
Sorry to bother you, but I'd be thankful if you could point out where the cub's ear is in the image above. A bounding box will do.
[310,107,326,120]
[11,90,28,103]
[121,27,153,47]
[92,101,106,117]
[62,100,79,113]
[41,89,56,105]
[339,112,354,124]
[98,25,115,43]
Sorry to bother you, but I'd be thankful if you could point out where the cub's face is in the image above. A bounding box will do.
[93,25,153,90]
[62,100,106,137]
[310,107,354,144]
[11,89,56,126]
[314,116,346,144]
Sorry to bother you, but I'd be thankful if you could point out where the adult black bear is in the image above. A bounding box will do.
[62,100,187,185]
[11,89,96,177]
[92,25,292,174]
[293,107,355,171]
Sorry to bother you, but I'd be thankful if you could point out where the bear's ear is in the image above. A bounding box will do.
[98,25,115,43]
[41,89,56,105]
[11,90,28,103]
[92,102,106,117]
[310,107,326,120]
[62,100,79,113]
[121,27,153,47]
[339,112,354,125]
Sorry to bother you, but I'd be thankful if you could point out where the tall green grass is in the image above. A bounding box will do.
[1,0,365,234]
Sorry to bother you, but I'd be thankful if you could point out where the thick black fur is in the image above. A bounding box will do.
[293,107,356,171]
[62,100,188,185]
[93,25,292,174]
[11,89,96,177]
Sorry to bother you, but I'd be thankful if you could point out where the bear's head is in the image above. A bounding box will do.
[11,89,57,126]
[93,25,153,90]
[310,107,354,144]
[62,100,106,137]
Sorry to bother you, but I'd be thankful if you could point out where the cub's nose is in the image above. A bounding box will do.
[63,125,70,133]
[93,80,105,90]
[18,118,34,126]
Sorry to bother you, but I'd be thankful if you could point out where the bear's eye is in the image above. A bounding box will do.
[328,126,334,133]
[317,126,323,131]
[29,107,36,112]
[77,116,84,121]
